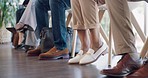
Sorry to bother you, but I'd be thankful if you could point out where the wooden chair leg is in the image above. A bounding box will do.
[65,11,77,57]
[131,12,146,42]
[131,12,147,59]
[140,37,148,59]
[66,12,72,27]
[99,10,114,67]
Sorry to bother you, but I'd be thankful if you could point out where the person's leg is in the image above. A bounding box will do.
[16,8,26,23]
[101,0,141,76]
[77,30,90,53]
[68,0,107,64]
[35,0,50,38]
[68,0,89,64]
[27,0,50,56]
[49,0,71,50]
[9,8,25,48]
[76,0,102,52]
[125,39,148,78]
[107,0,136,55]
[71,0,90,53]
[38,0,71,59]
[89,29,102,51]
[78,0,107,65]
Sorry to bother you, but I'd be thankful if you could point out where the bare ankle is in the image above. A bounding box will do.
[92,42,103,52]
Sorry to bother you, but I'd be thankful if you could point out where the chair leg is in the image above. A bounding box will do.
[131,12,147,59]
[99,10,113,67]
[71,30,78,57]
[66,12,72,27]
[140,37,148,59]
[65,11,76,57]
[131,12,146,42]
[108,25,113,68]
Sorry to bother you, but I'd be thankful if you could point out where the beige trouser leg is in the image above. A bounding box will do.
[105,0,137,54]
[71,0,99,30]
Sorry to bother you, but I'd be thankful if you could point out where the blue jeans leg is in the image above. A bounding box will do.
[35,0,50,38]
[49,0,70,50]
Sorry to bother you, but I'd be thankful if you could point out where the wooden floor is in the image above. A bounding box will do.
[0,43,123,78]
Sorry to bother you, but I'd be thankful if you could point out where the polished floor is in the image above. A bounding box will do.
[0,43,123,78]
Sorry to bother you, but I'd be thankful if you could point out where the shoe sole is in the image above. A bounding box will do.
[39,54,69,60]
[27,54,40,56]
[27,51,41,56]
[101,72,128,77]
[68,62,79,64]
[100,68,137,77]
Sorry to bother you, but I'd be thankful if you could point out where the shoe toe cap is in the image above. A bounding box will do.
[68,56,81,64]
[79,55,94,64]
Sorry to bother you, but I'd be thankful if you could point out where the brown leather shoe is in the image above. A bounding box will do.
[39,47,69,60]
[125,60,148,78]
[101,54,141,77]
[13,32,19,48]
[27,47,41,56]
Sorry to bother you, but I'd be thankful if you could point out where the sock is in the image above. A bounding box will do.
[129,52,140,61]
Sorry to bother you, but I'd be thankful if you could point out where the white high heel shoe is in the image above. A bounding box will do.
[68,50,84,64]
[79,43,107,65]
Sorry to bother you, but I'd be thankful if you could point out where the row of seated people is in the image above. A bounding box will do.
[7,0,148,77]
